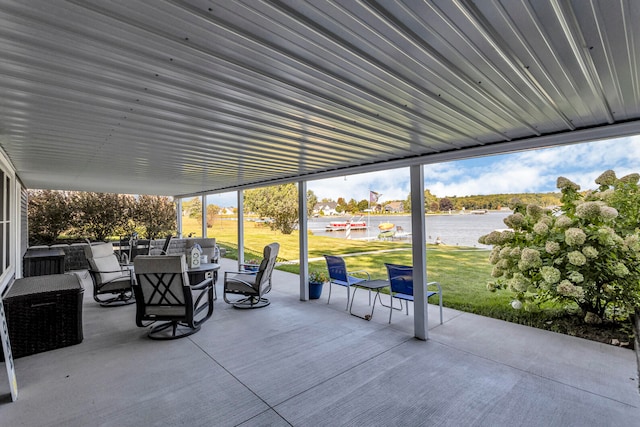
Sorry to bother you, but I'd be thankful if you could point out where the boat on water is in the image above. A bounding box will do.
[378,222,395,231]
[378,230,395,240]
[325,217,367,231]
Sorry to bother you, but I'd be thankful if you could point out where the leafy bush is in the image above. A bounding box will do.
[479,170,640,324]
[28,190,75,244]
[28,190,176,243]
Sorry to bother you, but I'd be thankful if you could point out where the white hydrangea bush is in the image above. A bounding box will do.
[479,170,640,324]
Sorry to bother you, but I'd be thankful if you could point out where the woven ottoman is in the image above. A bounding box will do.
[2,274,83,359]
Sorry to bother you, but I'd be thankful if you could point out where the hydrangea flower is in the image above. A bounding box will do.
[541,266,561,284]
[526,204,544,221]
[508,273,529,292]
[567,250,586,266]
[581,246,598,259]
[518,248,541,270]
[554,215,573,229]
[565,227,586,246]
[619,173,640,184]
[503,213,525,229]
[545,241,560,254]
[556,176,580,191]
[613,262,629,277]
[567,271,584,283]
[489,246,501,263]
[533,221,549,235]
[575,201,604,220]
[491,265,503,278]
[596,226,617,246]
[499,246,511,259]
[556,280,585,298]
[595,170,617,186]
[624,234,640,252]
[600,206,618,220]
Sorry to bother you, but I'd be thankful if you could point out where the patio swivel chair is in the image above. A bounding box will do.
[385,263,443,324]
[84,242,135,306]
[223,243,279,309]
[133,255,214,340]
[149,235,173,255]
[324,255,370,310]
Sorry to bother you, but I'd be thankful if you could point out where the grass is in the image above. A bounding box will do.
[185,215,634,347]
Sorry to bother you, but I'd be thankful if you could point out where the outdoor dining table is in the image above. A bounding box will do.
[348,279,389,321]
[187,262,220,300]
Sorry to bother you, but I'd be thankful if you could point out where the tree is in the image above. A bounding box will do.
[72,192,132,241]
[404,193,411,213]
[424,189,438,212]
[480,170,640,324]
[28,190,75,244]
[346,198,358,213]
[206,204,220,228]
[439,197,453,211]
[244,184,317,234]
[188,198,202,219]
[357,199,369,212]
[135,195,177,239]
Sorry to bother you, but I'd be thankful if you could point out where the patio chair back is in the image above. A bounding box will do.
[325,255,349,284]
[133,254,214,339]
[386,263,414,296]
[324,255,370,309]
[254,242,280,295]
[84,242,134,306]
[385,263,443,325]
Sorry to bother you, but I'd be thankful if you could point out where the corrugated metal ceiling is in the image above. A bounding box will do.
[1,0,639,196]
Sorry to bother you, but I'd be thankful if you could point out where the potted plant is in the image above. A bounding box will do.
[243,259,260,272]
[308,270,328,299]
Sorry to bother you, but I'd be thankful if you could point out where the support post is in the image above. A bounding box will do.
[298,181,309,300]
[176,198,183,238]
[237,191,244,269]
[201,195,207,238]
[410,165,428,340]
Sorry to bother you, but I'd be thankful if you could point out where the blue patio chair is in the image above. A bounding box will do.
[324,255,370,310]
[385,263,442,325]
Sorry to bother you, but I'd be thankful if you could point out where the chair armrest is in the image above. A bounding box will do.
[89,268,132,275]
[226,269,258,277]
[427,281,442,293]
[190,277,213,290]
[348,269,371,280]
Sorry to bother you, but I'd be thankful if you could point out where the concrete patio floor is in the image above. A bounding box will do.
[2,258,639,426]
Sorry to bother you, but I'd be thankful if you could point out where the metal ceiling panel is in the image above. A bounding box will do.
[1,0,639,196]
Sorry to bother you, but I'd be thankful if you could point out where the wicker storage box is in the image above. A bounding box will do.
[23,248,66,277]
[1,274,83,359]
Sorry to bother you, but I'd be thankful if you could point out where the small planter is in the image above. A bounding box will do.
[242,263,259,272]
[309,282,324,299]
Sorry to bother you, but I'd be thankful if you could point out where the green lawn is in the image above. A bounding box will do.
[184,215,633,345]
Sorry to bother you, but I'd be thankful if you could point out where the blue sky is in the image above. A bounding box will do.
[207,135,640,207]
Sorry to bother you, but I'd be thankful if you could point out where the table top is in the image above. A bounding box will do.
[6,274,82,298]
[354,279,389,290]
[187,262,220,273]
[24,248,66,258]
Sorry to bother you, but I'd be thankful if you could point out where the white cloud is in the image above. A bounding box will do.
[208,135,640,206]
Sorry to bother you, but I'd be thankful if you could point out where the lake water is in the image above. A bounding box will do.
[307,211,511,248]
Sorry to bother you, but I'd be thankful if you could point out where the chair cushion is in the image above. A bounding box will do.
[145,306,186,317]
[225,273,258,294]
[98,276,131,293]
[86,244,124,284]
